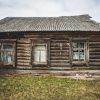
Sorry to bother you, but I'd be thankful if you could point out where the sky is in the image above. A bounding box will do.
[0,0,100,22]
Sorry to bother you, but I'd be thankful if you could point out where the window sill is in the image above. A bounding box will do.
[72,61,87,66]
[72,61,86,63]
[0,63,14,65]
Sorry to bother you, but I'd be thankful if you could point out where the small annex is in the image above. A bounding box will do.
[0,14,100,70]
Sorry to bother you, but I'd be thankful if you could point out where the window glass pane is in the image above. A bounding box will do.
[0,43,14,65]
[34,51,40,62]
[0,43,1,49]
[0,52,4,62]
[79,52,84,60]
[0,53,1,62]
[72,43,78,48]
[78,43,84,48]
[73,52,79,60]
[34,45,46,50]
[1,52,13,63]
[34,44,47,63]
[72,41,86,61]
[40,50,47,62]
[7,52,13,63]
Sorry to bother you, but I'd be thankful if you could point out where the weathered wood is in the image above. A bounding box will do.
[0,32,100,69]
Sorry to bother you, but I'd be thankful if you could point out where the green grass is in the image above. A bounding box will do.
[0,75,100,100]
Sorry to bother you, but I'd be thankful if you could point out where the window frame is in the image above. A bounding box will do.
[33,43,47,64]
[70,38,89,66]
[31,39,50,67]
[72,42,86,61]
[0,39,16,67]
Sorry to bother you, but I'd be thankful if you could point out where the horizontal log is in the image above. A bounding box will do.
[50,52,69,57]
[51,39,68,42]
[16,66,31,68]
[17,63,30,66]
[25,33,68,36]
[89,49,100,52]
[17,52,31,55]
[0,39,16,41]
[24,35,44,38]
[17,58,31,61]
[51,63,69,65]
[50,60,69,63]
[89,62,100,65]
[17,39,30,41]
[50,50,69,52]
[50,57,69,60]
[90,57,100,59]
[72,61,86,64]
[17,59,30,63]
[90,55,100,57]
[89,48,100,50]
[17,54,31,57]
[17,41,30,43]
[90,59,100,62]
[89,39,100,42]
[17,45,30,48]
[50,47,69,50]
[17,50,31,53]
[50,43,69,46]
[17,44,30,46]
[17,61,30,64]
[89,52,100,54]
[89,46,100,48]
[51,63,70,67]
[17,56,31,59]
[89,42,100,44]
[27,35,68,39]
[89,52,100,55]
[17,47,30,50]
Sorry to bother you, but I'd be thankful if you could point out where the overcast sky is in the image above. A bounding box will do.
[0,0,100,22]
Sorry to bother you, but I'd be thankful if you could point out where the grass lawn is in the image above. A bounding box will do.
[0,75,100,100]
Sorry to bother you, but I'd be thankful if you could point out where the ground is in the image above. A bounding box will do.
[0,75,100,100]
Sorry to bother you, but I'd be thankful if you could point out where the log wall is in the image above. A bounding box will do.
[13,32,100,69]
[50,39,70,67]
[89,34,100,67]
[16,32,70,68]
[0,32,100,69]
[16,38,31,68]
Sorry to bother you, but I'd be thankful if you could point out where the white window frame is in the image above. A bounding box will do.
[33,43,47,65]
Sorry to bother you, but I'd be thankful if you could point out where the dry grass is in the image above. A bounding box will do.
[0,75,100,100]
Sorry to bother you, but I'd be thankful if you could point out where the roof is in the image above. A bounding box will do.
[0,14,100,32]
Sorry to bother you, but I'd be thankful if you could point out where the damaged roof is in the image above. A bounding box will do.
[0,14,100,32]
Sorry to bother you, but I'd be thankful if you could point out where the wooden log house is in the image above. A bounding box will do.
[0,14,100,70]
